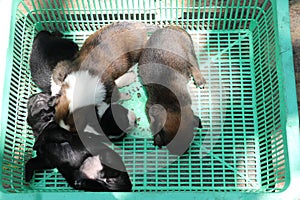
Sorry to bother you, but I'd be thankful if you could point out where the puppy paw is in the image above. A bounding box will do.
[48,95,58,107]
[127,110,137,128]
[115,72,137,88]
[74,179,84,189]
[119,93,132,101]
[25,161,34,182]
[25,171,34,182]
[107,132,127,141]
[193,73,206,89]
[191,67,206,89]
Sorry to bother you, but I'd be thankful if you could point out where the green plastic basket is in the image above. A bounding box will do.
[1,0,300,199]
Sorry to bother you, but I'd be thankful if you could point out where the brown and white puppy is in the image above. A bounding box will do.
[54,22,158,133]
[138,26,205,155]
[54,70,136,139]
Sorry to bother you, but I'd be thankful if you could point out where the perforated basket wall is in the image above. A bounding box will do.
[0,0,299,199]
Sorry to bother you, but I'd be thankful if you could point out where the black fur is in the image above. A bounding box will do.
[70,104,134,141]
[99,104,135,141]
[27,92,56,137]
[29,31,78,92]
[25,93,132,192]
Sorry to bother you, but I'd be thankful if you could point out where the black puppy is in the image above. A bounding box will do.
[25,93,132,191]
[26,92,55,137]
[29,31,78,92]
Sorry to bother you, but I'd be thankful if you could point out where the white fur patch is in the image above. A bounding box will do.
[97,102,110,118]
[115,71,137,88]
[84,124,101,135]
[127,110,136,128]
[80,156,103,180]
[59,120,71,131]
[119,92,132,101]
[50,76,61,96]
[63,70,106,113]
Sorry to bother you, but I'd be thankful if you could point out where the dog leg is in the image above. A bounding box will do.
[119,92,132,101]
[115,71,137,88]
[25,157,54,182]
[191,66,206,89]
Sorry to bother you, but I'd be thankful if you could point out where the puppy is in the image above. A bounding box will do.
[138,26,205,155]
[29,31,78,92]
[54,22,157,132]
[54,70,137,137]
[25,93,132,192]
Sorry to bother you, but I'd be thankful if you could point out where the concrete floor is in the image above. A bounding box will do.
[290,1,300,115]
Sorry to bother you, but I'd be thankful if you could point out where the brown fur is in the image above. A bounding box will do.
[52,60,74,90]
[139,26,204,154]
[162,110,181,143]
[164,106,198,154]
[54,83,77,132]
[139,26,206,87]
[55,22,158,131]
[55,84,70,124]
[74,22,159,103]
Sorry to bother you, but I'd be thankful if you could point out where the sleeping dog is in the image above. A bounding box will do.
[138,26,205,155]
[25,92,132,191]
[54,22,158,132]
[29,31,78,92]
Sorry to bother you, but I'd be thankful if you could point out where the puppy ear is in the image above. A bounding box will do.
[153,131,164,148]
[149,104,167,134]
[150,117,163,135]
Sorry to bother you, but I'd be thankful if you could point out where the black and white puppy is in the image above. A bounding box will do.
[54,22,158,132]
[54,70,137,136]
[29,31,79,92]
[138,26,205,155]
[25,93,132,192]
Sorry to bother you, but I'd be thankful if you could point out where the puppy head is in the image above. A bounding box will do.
[150,105,198,155]
[151,113,203,150]
[27,92,56,136]
[98,103,136,141]
[151,108,180,148]
[51,60,76,96]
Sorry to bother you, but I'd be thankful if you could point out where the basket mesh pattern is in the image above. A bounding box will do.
[1,0,287,193]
